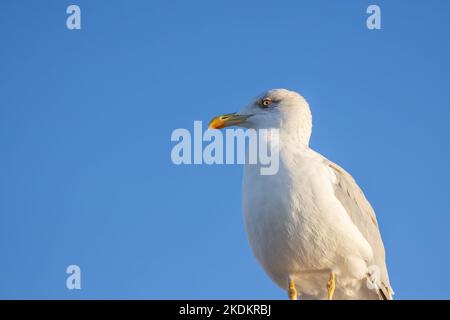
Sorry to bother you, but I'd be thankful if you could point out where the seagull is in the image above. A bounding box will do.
[208,89,393,300]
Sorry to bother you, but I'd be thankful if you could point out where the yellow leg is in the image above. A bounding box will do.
[288,278,298,300]
[327,272,336,300]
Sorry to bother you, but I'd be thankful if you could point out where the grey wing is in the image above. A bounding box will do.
[326,160,394,300]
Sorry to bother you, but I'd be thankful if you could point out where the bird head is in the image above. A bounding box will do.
[208,88,313,145]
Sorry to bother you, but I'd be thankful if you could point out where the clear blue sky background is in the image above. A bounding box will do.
[1,0,449,299]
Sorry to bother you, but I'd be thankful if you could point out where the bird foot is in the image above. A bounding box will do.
[288,278,298,300]
[327,272,336,300]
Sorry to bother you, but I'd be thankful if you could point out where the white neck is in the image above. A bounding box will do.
[279,107,313,150]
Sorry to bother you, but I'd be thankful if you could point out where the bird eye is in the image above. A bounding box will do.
[261,97,272,107]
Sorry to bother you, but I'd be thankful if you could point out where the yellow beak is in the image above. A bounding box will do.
[208,113,252,129]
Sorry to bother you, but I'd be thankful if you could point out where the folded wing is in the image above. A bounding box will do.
[326,160,393,300]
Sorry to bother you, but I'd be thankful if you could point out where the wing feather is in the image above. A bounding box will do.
[326,160,393,299]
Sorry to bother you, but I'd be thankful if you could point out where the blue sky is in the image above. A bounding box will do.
[1,0,450,299]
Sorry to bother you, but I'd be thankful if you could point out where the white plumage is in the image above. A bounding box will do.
[210,88,393,300]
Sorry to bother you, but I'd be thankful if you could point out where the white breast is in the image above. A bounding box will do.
[242,148,375,299]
